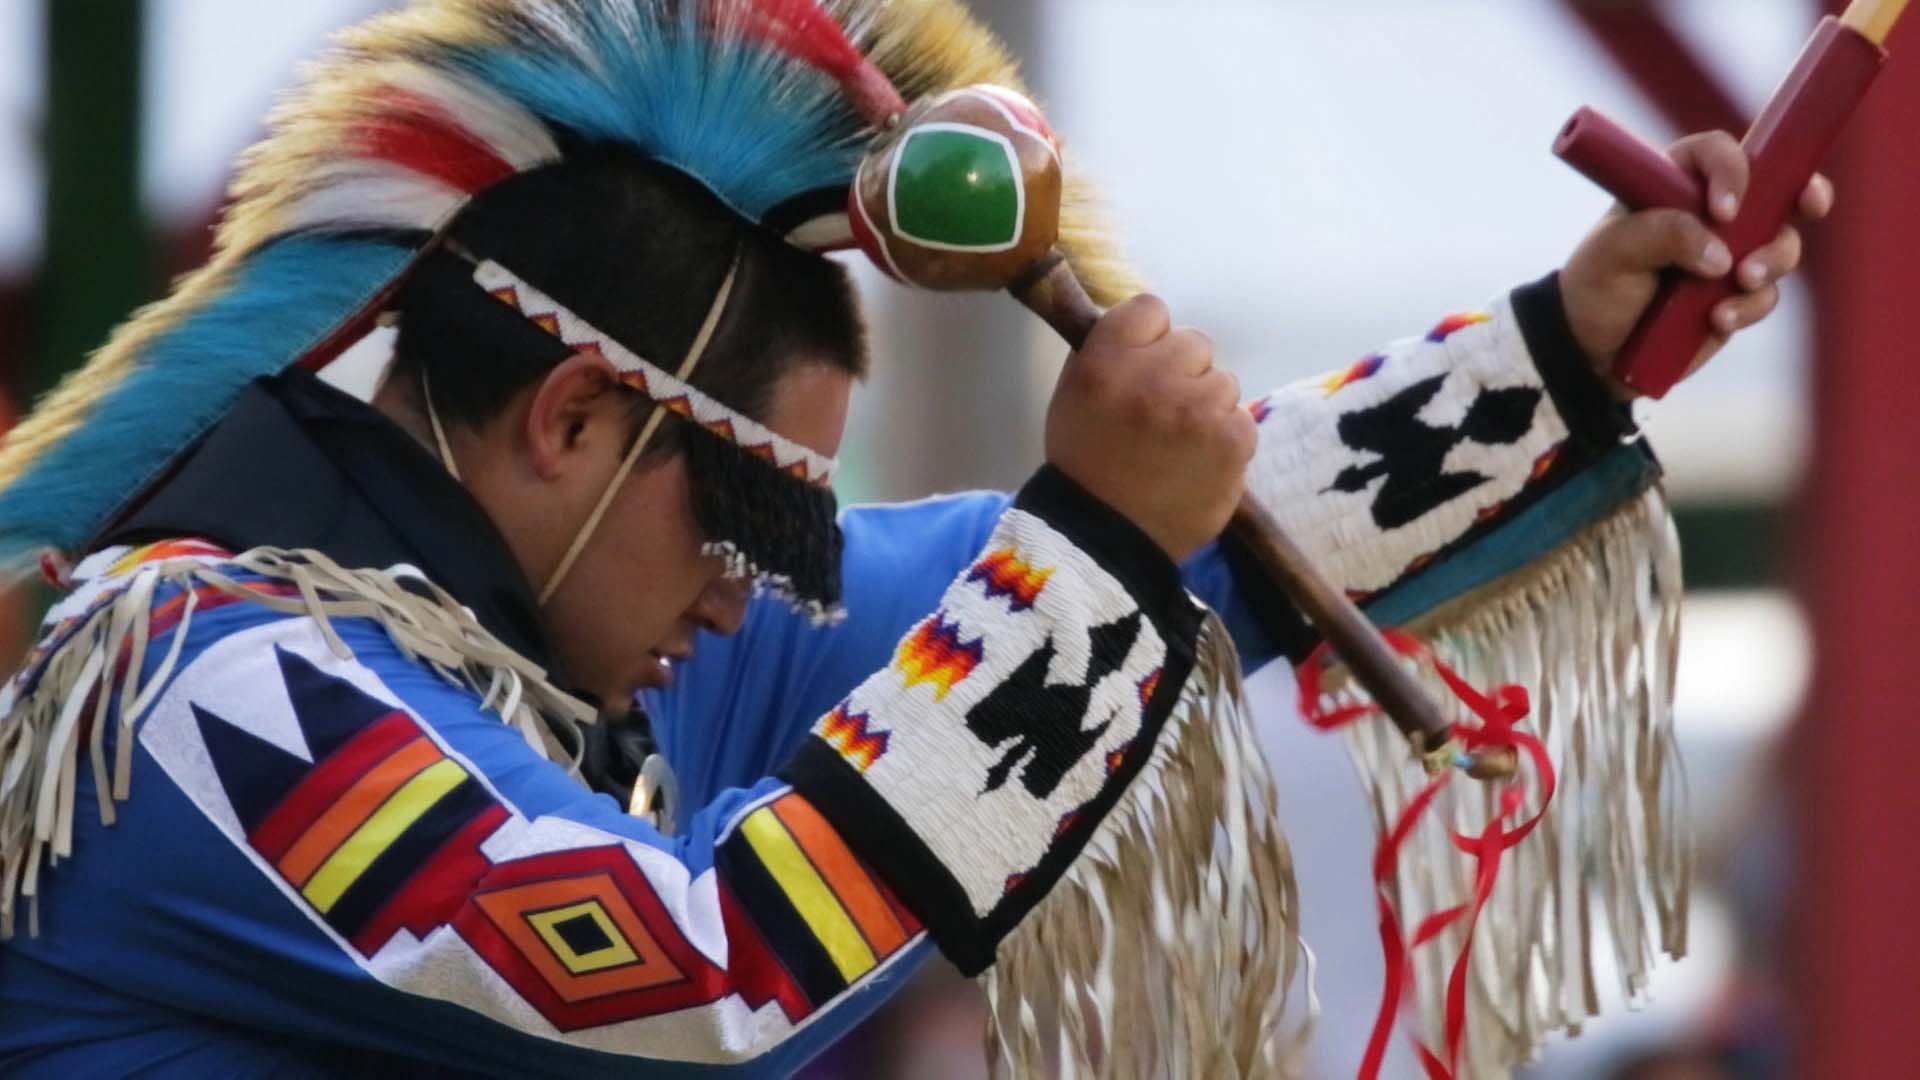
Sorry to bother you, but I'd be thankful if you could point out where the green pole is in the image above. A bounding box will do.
[7,0,150,648]
[32,0,151,406]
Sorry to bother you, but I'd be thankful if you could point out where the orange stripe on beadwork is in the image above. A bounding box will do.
[276,736,444,887]
[770,794,909,958]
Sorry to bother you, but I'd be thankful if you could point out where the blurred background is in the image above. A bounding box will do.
[3,1,1914,1076]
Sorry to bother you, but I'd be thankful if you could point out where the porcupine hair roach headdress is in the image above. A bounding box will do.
[0,0,1141,616]
[0,4,1316,1072]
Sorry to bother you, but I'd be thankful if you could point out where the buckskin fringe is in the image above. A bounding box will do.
[982,614,1316,1078]
[0,546,596,939]
[1336,487,1685,1075]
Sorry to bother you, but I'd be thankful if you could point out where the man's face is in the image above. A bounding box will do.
[535,359,853,708]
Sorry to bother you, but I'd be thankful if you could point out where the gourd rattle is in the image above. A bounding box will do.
[850,86,1510,778]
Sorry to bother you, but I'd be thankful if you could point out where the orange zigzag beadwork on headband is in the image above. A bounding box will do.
[472,261,839,488]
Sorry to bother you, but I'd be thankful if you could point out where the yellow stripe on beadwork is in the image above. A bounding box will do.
[301,758,467,913]
[738,808,877,982]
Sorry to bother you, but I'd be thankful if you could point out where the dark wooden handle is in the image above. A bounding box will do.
[1010,250,1102,349]
[1010,248,1507,776]
[1227,499,1451,743]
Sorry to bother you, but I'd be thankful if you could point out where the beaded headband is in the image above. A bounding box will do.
[470,260,839,488]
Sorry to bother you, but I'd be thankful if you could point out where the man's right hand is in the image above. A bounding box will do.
[1044,295,1255,562]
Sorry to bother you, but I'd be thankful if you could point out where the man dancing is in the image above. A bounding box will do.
[0,1,1825,1075]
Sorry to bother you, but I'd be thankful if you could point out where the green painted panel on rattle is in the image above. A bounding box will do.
[892,127,1022,250]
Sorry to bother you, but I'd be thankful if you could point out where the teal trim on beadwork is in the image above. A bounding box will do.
[1363,444,1661,630]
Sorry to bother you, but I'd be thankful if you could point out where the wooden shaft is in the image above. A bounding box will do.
[1009,251,1101,347]
[1844,0,1912,46]
[1227,499,1453,747]
[1011,249,1511,777]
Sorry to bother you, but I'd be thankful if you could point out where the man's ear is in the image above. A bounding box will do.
[524,351,623,482]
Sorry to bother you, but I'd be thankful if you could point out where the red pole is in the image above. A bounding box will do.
[1561,0,1750,136]
[1791,9,1920,1078]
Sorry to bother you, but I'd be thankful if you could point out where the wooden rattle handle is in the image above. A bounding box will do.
[1012,248,1499,775]
[1227,499,1469,767]
[1009,251,1102,347]
[861,87,1512,775]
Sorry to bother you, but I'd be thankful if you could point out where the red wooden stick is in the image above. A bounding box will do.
[1554,107,1701,214]
[1555,9,1898,398]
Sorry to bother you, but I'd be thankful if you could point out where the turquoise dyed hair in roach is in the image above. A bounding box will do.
[440,4,872,222]
[0,0,896,564]
[0,238,417,558]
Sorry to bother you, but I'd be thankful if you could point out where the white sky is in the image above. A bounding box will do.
[1041,0,1818,499]
[0,1,44,272]
[140,0,390,223]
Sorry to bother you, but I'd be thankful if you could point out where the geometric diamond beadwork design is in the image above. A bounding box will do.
[528,900,638,975]
[472,872,685,1003]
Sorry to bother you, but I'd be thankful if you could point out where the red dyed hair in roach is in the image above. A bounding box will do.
[733,0,908,126]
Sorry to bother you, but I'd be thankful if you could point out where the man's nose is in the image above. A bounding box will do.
[689,576,750,637]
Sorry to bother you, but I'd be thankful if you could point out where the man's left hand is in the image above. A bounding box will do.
[1558,129,1835,398]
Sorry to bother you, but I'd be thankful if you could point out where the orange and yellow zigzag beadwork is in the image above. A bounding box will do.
[893,611,983,702]
[1531,441,1563,481]
[820,703,890,772]
[1426,311,1492,343]
[1137,667,1161,707]
[966,548,1053,612]
[1320,354,1385,397]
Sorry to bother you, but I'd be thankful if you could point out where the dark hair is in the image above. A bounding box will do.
[388,152,860,612]
[389,152,867,450]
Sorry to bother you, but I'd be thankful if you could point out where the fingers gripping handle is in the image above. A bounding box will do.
[1012,250,1494,773]
[1554,16,1887,399]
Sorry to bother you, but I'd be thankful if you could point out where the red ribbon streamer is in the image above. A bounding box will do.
[1297,632,1555,1080]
